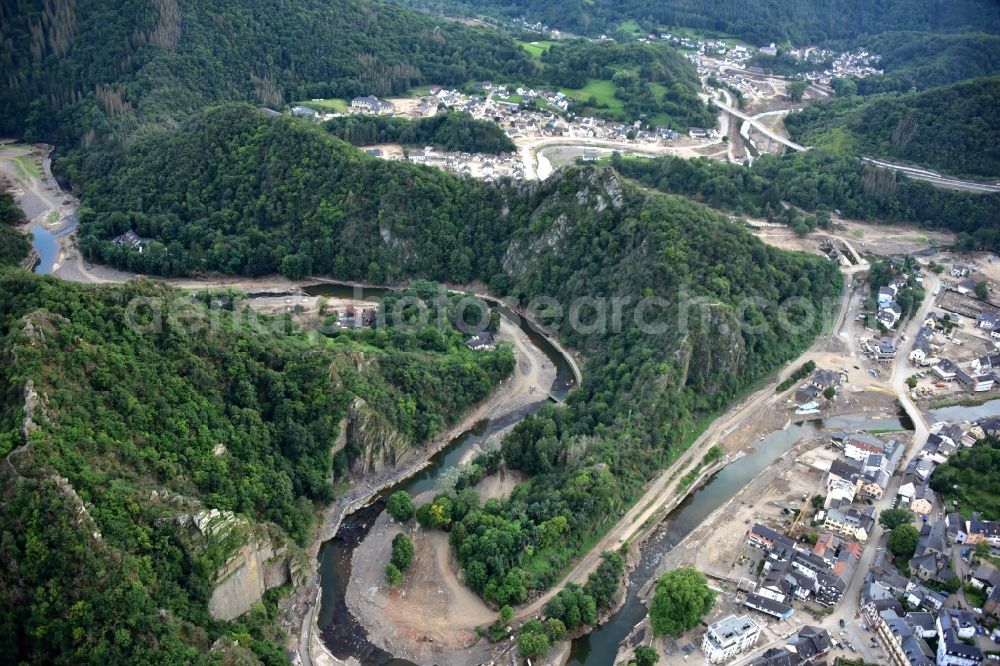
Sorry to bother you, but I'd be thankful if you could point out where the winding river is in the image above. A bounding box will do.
[30,216,77,275]
[304,281,997,665]
[306,282,576,664]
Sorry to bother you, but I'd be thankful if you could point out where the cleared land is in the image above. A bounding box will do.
[516,39,555,58]
[560,79,625,113]
[296,98,348,112]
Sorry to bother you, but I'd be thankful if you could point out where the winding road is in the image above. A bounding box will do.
[713,99,808,152]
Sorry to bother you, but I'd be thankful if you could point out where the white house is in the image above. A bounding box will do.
[936,610,983,666]
[701,615,761,664]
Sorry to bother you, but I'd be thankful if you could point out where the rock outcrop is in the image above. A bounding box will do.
[178,508,303,621]
[346,396,409,477]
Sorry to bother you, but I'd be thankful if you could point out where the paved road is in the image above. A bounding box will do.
[862,157,1000,194]
[713,99,808,152]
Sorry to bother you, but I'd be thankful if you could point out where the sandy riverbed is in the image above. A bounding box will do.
[341,317,556,664]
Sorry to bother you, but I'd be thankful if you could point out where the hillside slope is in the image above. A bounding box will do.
[391,0,1000,44]
[0,273,513,664]
[1,0,709,149]
[0,0,538,146]
[785,76,1000,179]
[62,103,842,606]
[852,32,1000,94]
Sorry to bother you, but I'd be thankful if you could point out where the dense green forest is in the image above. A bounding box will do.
[1,0,709,151]
[785,77,1000,179]
[324,112,515,153]
[0,272,512,664]
[0,191,31,267]
[0,0,539,148]
[73,105,513,280]
[930,435,1000,520]
[390,0,1000,44]
[65,103,841,607]
[538,41,712,128]
[611,150,1000,251]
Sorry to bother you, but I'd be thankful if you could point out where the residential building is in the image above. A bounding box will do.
[905,583,945,612]
[967,519,1000,547]
[701,614,761,664]
[843,432,888,462]
[744,593,793,620]
[878,285,898,307]
[934,358,959,381]
[968,564,1000,591]
[746,626,829,666]
[822,505,874,541]
[946,512,969,544]
[936,609,983,666]
[824,458,862,505]
[112,229,143,251]
[910,484,933,516]
[809,368,844,390]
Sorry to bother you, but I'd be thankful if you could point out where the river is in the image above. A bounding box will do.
[313,296,575,665]
[567,398,1000,665]
[306,281,996,665]
[30,216,78,275]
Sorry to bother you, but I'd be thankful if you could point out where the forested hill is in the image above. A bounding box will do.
[74,104,513,281]
[0,273,514,664]
[1,0,710,151]
[784,76,1000,179]
[324,112,516,153]
[69,102,841,611]
[0,0,538,147]
[611,151,1000,251]
[392,0,1000,44]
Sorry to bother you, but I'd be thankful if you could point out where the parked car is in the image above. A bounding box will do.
[840,619,846,628]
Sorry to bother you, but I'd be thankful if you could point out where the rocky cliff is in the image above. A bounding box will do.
[346,396,410,477]
[177,508,305,622]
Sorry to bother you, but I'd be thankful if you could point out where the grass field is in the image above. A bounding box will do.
[789,126,855,153]
[516,39,555,58]
[663,25,745,48]
[296,98,348,112]
[560,79,624,112]
[619,20,643,36]
[10,155,40,181]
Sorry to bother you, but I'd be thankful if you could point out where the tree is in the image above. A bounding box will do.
[387,491,415,522]
[385,563,402,586]
[879,508,913,530]
[649,568,716,636]
[944,576,962,593]
[787,80,808,101]
[391,533,414,571]
[974,281,989,300]
[499,605,514,626]
[633,645,660,666]
[822,386,836,400]
[517,628,550,659]
[544,618,567,642]
[887,524,920,560]
[810,494,824,509]
[906,375,918,389]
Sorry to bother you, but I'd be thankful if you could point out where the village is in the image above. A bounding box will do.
[280,33,885,184]
[609,234,1000,666]
[288,83,718,182]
